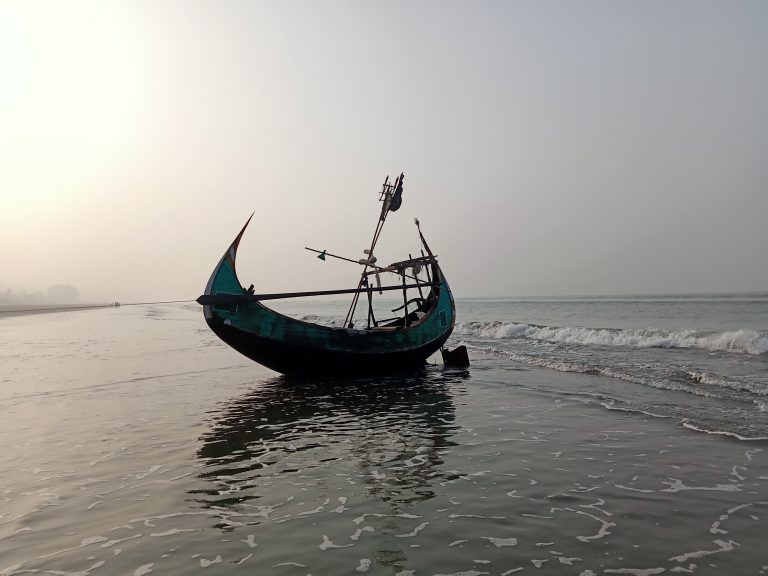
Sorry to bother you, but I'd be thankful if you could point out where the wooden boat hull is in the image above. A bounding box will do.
[206,317,452,376]
[200,215,456,376]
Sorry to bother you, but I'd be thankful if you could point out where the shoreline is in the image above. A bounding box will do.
[0,303,117,318]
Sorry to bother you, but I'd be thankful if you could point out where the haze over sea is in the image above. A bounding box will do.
[2,294,768,575]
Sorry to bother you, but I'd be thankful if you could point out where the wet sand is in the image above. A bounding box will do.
[1,304,767,575]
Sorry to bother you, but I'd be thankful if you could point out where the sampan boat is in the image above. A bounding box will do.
[196,174,467,376]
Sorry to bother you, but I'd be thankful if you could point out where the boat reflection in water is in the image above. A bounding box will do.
[190,367,468,573]
[195,369,468,507]
[190,369,467,569]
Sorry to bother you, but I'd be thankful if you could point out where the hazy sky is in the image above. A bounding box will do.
[2,0,767,302]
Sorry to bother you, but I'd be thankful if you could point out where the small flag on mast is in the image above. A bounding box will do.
[317,250,327,261]
[389,173,404,212]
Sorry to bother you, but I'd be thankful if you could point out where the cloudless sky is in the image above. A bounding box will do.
[1,0,767,302]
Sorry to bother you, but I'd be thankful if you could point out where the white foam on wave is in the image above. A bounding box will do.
[686,371,768,396]
[457,322,768,355]
[669,539,738,562]
[482,536,518,548]
[680,420,768,442]
[464,344,768,441]
[464,344,720,399]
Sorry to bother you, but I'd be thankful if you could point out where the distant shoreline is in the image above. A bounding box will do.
[0,304,117,318]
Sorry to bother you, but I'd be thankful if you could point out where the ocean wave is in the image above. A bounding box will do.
[463,344,768,440]
[463,344,722,399]
[456,322,768,355]
[686,371,768,396]
[679,420,768,442]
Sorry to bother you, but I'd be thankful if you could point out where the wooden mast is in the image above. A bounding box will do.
[343,173,403,328]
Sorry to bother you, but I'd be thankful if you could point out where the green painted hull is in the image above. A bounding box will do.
[201,216,456,376]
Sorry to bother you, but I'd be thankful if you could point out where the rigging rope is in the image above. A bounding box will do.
[0,300,195,315]
[119,299,194,306]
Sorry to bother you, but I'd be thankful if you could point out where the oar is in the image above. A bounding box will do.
[196,282,438,305]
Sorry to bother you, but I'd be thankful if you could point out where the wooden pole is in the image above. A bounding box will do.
[196,282,438,306]
[344,177,393,327]
[401,270,409,327]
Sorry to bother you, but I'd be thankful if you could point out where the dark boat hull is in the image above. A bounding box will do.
[207,317,452,376]
[199,214,457,377]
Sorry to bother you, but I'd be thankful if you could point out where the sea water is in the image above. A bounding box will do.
[1,295,767,575]
[454,294,768,440]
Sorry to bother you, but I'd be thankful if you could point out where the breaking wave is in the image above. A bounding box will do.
[464,343,723,398]
[456,321,768,355]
